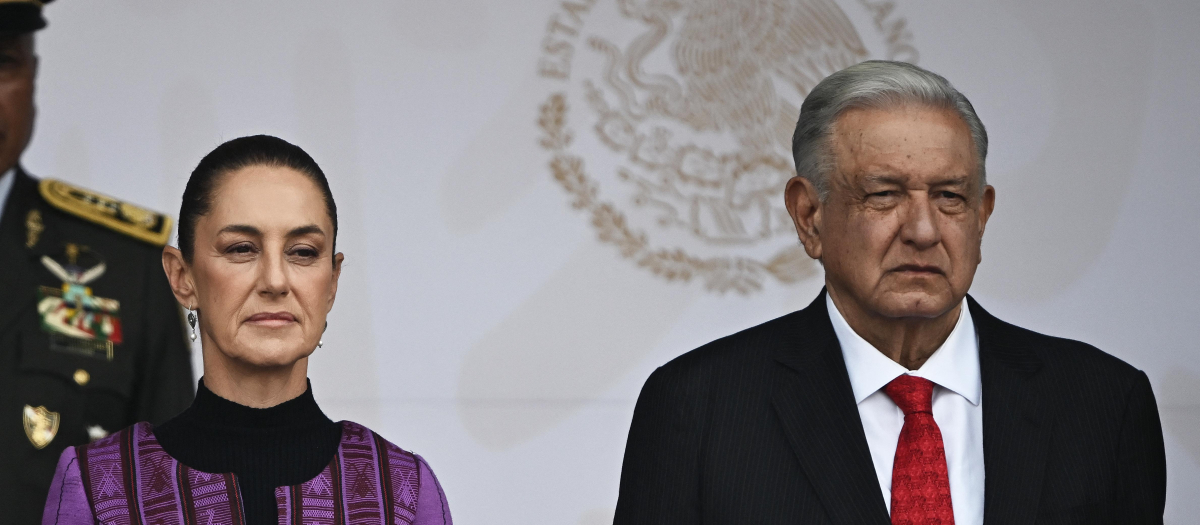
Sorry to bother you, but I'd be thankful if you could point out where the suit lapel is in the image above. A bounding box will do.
[771,292,891,525]
[0,168,43,337]
[972,297,1053,523]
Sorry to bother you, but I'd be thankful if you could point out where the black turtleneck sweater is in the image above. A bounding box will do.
[153,379,343,525]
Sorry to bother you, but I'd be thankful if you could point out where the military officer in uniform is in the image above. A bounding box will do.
[0,1,194,522]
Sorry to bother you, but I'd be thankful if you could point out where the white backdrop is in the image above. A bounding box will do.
[24,1,1200,523]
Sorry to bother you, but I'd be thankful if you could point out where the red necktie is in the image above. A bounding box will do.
[884,375,955,525]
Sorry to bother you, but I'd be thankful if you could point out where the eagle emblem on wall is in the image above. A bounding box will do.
[539,0,899,292]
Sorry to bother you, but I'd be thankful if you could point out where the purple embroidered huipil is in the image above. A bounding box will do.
[41,421,452,525]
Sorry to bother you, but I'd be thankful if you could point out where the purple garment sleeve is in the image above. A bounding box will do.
[42,447,94,525]
[413,454,452,525]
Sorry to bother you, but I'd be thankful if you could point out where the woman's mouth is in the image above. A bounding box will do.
[245,312,298,327]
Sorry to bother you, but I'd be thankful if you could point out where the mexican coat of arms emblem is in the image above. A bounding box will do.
[536,0,918,293]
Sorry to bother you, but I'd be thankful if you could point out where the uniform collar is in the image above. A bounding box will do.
[0,167,15,222]
[827,292,981,406]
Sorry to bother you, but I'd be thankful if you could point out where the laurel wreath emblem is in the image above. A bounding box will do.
[539,93,816,294]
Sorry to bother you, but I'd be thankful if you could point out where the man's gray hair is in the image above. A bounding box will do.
[791,60,988,200]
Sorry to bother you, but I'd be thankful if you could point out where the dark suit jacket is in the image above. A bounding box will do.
[614,291,1166,525]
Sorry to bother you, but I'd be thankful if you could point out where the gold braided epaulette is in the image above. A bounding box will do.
[39,179,173,246]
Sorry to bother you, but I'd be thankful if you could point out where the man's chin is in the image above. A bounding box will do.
[874,290,959,320]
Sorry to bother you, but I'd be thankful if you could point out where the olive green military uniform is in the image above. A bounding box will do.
[0,168,194,524]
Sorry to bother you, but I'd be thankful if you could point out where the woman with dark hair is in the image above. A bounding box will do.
[41,135,453,525]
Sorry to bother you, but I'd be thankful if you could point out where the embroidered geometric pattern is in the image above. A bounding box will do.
[289,458,342,525]
[77,430,137,525]
[341,422,387,524]
[133,428,185,525]
[378,432,420,525]
[180,465,243,525]
[884,375,955,525]
[77,421,420,524]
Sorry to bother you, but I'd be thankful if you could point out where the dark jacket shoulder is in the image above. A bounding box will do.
[663,312,802,372]
[649,292,1150,408]
[968,295,1145,387]
[652,293,829,382]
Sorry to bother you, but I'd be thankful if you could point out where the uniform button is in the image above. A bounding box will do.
[73,369,90,386]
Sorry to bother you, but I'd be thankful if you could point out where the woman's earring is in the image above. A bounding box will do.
[318,321,327,348]
[187,310,197,342]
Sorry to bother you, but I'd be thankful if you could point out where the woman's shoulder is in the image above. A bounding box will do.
[51,422,166,524]
[337,420,428,469]
[75,421,155,456]
[73,421,154,457]
[336,421,452,524]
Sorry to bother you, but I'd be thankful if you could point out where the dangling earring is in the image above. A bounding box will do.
[318,321,327,348]
[187,310,197,342]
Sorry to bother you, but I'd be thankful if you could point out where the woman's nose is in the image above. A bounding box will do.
[257,251,289,296]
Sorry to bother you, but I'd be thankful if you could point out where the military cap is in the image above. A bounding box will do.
[0,0,55,34]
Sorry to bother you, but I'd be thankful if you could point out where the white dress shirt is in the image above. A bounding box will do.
[827,293,984,525]
[0,168,14,221]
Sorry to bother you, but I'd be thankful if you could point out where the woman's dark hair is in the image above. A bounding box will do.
[177,135,338,263]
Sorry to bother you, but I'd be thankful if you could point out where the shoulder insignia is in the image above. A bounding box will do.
[39,179,172,246]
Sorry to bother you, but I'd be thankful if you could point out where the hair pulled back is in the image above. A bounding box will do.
[177,135,338,263]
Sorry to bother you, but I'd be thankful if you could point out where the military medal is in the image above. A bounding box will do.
[37,244,122,360]
[25,208,43,248]
[23,405,60,449]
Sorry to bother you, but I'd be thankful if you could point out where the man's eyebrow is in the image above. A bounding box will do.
[929,176,971,188]
[860,174,972,187]
[861,174,907,186]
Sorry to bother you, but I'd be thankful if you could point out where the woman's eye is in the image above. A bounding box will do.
[227,243,255,254]
[290,247,319,259]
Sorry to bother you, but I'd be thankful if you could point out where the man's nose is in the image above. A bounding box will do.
[899,195,941,250]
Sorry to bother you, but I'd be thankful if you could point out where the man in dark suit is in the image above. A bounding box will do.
[0,2,194,522]
[614,60,1166,524]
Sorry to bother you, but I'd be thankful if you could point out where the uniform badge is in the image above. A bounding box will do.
[37,243,121,360]
[23,405,60,449]
[25,208,43,248]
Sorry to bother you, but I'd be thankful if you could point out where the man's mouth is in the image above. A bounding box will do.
[891,264,944,275]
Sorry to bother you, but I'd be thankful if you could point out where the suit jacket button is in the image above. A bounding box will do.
[73,369,90,386]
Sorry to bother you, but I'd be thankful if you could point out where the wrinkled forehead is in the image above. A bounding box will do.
[829,105,978,185]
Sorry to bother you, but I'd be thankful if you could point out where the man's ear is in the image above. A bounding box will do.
[161,246,198,309]
[976,184,996,264]
[978,184,996,235]
[784,175,823,260]
[327,252,344,313]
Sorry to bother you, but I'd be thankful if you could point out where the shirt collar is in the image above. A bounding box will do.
[827,292,981,406]
[0,168,14,222]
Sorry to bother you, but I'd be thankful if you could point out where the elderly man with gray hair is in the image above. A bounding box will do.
[613,60,1166,525]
